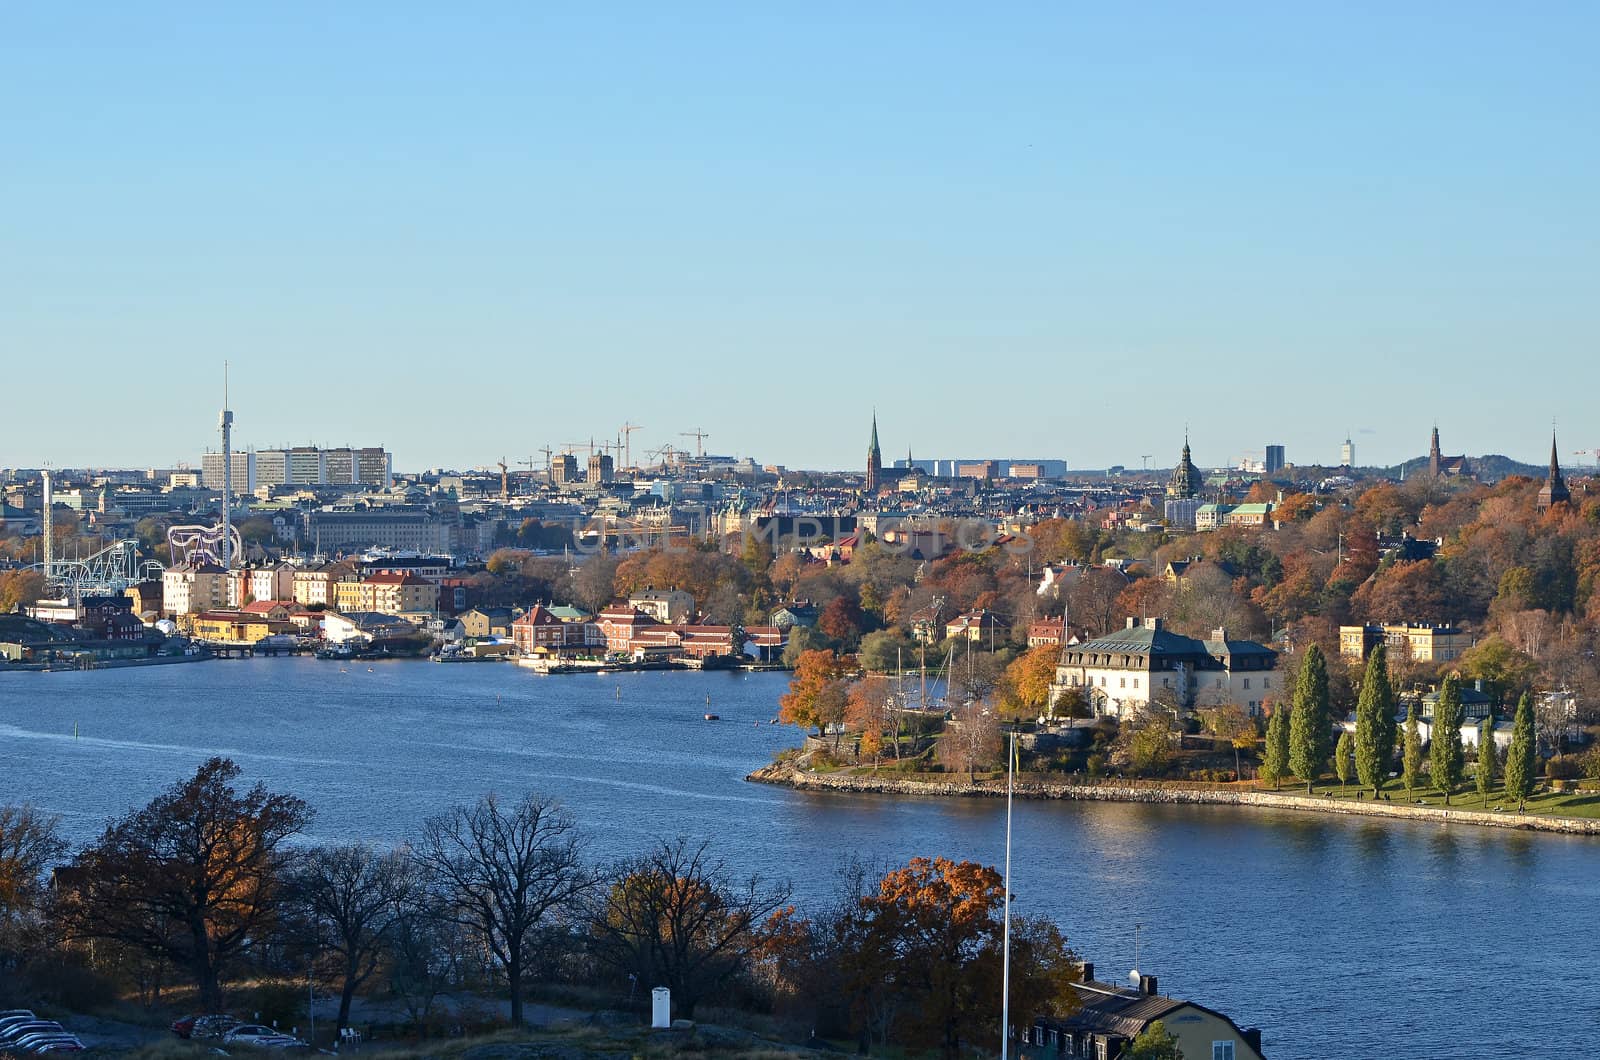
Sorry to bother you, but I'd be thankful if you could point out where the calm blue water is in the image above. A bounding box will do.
[4,658,1597,1059]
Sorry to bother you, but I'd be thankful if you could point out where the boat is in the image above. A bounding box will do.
[704,713,719,721]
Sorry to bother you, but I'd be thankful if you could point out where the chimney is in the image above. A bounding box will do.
[1243,1029,1262,1052]
[1139,974,1158,996]
[1126,617,1137,629]
[1144,617,1163,631]
[1080,962,1094,983]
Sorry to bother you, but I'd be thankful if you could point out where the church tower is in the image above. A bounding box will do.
[1429,425,1442,477]
[866,412,883,492]
[1538,431,1570,511]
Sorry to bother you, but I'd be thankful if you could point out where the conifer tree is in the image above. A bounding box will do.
[1288,644,1331,792]
[1476,715,1497,807]
[1354,644,1397,795]
[1262,706,1289,791]
[1504,692,1537,812]
[1335,730,1354,791]
[1402,705,1423,801]
[1430,674,1466,805]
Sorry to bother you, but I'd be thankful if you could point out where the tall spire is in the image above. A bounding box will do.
[1539,428,1570,510]
[865,410,883,492]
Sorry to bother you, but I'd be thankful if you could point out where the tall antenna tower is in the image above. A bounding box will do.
[40,468,54,587]
[219,363,234,569]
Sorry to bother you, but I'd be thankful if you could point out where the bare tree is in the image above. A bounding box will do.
[293,844,419,1031]
[588,837,793,1018]
[0,805,66,965]
[414,793,593,1025]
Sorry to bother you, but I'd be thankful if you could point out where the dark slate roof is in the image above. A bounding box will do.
[1072,624,1206,656]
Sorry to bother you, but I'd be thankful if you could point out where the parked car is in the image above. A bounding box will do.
[15,1035,85,1053]
[0,1022,66,1045]
[0,1017,45,1038]
[190,1015,243,1040]
[223,1025,306,1049]
[170,1014,203,1038]
[0,1011,35,1022]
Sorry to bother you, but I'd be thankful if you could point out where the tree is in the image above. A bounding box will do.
[1288,644,1332,791]
[938,703,1002,777]
[1459,635,1537,706]
[65,757,312,1010]
[589,837,793,1019]
[0,570,48,614]
[1126,1020,1182,1060]
[998,644,1061,721]
[779,649,850,737]
[1476,717,1497,808]
[1430,675,1466,804]
[1504,692,1537,812]
[818,596,866,649]
[1199,704,1255,782]
[1262,706,1290,790]
[846,676,901,761]
[1113,711,1175,778]
[834,857,1077,1055]
[0,805,66,963]
[1354,644,1398,795]
[293,844,419,1031]
[1402,704,1424,800]
[1334,730,1355,791]
[415,792,593,1026]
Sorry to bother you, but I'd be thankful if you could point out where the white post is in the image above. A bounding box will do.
[1001,729,1015,1060]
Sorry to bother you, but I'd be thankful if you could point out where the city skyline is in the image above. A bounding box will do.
[5,4,1598,470]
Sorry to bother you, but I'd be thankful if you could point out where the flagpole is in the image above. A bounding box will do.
[1001,728,1015,1060]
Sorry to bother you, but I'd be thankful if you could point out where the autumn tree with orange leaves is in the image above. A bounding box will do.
[780,649,850,742]
[832,857,1080,1055]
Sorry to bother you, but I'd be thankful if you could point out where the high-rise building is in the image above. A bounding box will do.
[587,453,614,484]
[1264,445,1285,474]
[201,451,255,493]
[552,453,580,485]
[1340,437,1355,467]
[201,446,391,490]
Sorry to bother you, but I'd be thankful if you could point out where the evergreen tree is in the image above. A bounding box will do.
[1288,644,1332,792]
[1354,644,1397,795]
[1476,715,1497,807]
[1430,674,1466,805]
[1402,704,1423,800]
[1335,730,1354,791]
[1262,705,1290,790]
[1504,692,1537,812]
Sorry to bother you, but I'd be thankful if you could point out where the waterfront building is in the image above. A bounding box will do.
[596,604,657,654]
[1337,622,1469,663]
[161,561,229,616]
[1022,966,1265,1060]
[1050,617,1280,718]
[628,587,694,624]
[333,572,439,615]
[510,604,566,653]
[457,606,516,639]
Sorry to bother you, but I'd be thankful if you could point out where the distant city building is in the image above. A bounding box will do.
[587,453,615,484]
[1538,432,1570,512]
[309,505,451,555]
[956,460,1000,480]
[1163,438,1205,528]
[202,446,392,491]
[1428,426,1469,477]
[1264,444,1285,474]
[552,453,580,485]
[628,587,694,624]
[1341,436,1355,467]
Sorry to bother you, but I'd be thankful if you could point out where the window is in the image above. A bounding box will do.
[1242,678,1250,689]
[1263,677,1271,689]
[1120,678,1126,689]
[1212,1043,1235,1060]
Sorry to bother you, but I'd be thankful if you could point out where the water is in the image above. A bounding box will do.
[4,658,1598,1059]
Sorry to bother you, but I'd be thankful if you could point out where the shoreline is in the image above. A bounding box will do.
[746,760,1600,837]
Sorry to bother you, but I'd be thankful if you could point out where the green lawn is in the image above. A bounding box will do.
[1263,780,1600,820]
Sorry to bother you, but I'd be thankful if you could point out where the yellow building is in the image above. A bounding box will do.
[334,572,439,615]
[191,610,277,644]
[1339,622,1470,663]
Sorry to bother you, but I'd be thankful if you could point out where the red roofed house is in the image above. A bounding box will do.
[511,604,567,653]
[597,604,657,654]
[680,625,737,660]
[742,625,787,662]
[1028,617,1066,648]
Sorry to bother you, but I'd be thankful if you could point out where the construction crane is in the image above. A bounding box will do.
[1574,450,1600,469]
[1140,454,1153,471]
[619,423,643,469]
[680,428,709,458]
[537,446,554,475]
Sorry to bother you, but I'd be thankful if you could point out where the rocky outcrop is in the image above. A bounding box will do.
[746,760,1600,836]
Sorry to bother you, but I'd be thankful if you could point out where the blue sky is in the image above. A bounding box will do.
[3,3,1596,473]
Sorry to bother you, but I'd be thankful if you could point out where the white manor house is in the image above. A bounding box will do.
[1050,617,1280,719]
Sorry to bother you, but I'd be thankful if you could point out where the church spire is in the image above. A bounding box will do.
[1539,428,1570,511]
[866,410,883,492]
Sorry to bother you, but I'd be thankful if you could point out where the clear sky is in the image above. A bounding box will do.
[3,3,1596,473]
